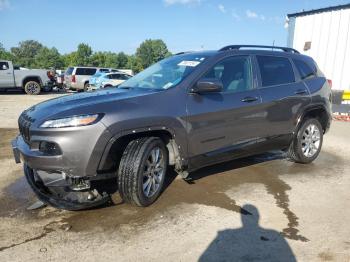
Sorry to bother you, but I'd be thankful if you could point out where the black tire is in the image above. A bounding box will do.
[288,118,323,164]
[118,137,168,207]
[24,81,41,95]
[83,82,89,92]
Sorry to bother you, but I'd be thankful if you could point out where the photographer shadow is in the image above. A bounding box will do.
[199,204,296,262]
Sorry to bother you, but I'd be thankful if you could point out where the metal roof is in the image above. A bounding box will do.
[288,3,350,18]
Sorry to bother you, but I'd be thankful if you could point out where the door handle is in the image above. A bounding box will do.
[241,96,259,103]
[294,89,308,95]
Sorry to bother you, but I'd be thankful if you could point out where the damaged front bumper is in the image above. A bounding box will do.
[11,135,116,210]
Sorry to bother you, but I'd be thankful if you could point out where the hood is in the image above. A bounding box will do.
[24,88,158,124]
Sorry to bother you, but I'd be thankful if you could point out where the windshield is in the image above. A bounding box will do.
[119,53,210,90]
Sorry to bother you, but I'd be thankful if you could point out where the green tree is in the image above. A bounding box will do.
[90,51,107,67]
[75,43,92,66]
[127,55,143,73]
[104,52,119,68]
[10,40,44,68]
[34,47,64,69]
[0,43,14,60]
[62,52,76,67]
[136,39,169,68]
[117,52,128,68]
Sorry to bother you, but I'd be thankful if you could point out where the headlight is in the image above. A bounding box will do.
[40,114,101,128]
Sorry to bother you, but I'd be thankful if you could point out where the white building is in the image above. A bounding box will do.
[287,4,350,91]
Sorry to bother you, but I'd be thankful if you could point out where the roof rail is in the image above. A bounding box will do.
[219,45,300,54]
[174,51,193,55]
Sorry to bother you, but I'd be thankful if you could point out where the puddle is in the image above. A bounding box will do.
[44,150,342,243]
[0,126,344,244]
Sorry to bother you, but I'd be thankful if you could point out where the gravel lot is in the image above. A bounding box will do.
[0,93,349,261]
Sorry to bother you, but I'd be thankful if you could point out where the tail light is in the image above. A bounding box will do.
[327,79,332,88]
[71,75,76,83]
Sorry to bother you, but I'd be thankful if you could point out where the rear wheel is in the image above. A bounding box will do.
[83,82,89,91]
[24,81,41,95]
[118,137,168,206]
[288,118,323,163]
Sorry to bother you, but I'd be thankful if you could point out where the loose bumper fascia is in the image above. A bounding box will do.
[11,135,63,170]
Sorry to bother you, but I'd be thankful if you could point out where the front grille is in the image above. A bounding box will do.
[18,112,35,144]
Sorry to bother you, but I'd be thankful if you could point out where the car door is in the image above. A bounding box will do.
[254,55,311,148]
[186,55,266,166]
[0,61,14,88]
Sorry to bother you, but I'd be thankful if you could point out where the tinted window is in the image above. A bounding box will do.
[0,61,9,70]
[203,56,252,93]
[257,56,295,87]
[99,68,109,72]
[65,67,74,75]
[293,59,315,80]
[108,74,119,79]
[75,68,97,75]
[120,74,131,80]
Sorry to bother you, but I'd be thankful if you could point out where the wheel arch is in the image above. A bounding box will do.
[22,76,43,88]
[97,127,186,174]
[295,105,331,134]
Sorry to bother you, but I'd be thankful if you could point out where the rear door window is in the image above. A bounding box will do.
[99,68,109,73]
[75,68,97,75]
[120,74,131,80]
[257,56,295,87]
[110,74,121,80]
[293,59,316,80]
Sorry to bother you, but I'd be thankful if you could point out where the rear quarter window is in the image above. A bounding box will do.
[257,56,295,87]
[293,59,316,80]
[75,68,97,75]
[65,67,74,75]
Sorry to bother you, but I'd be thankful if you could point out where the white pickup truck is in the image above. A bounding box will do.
[0,60,54,95]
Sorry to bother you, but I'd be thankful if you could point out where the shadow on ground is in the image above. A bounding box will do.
[199,204,296,262]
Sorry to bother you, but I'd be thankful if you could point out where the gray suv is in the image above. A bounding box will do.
[12,45,332,210]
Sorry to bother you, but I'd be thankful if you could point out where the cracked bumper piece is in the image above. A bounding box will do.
[23,164,112,210]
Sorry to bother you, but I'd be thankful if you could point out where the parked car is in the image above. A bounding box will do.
[0,60,54,94]
[64,67,118,91]
[12,45,332,210]
[89,72,132,90]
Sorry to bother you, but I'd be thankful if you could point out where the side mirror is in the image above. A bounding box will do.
[191,78,223,94]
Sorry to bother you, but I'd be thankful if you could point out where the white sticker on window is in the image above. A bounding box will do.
[178,61,201,67]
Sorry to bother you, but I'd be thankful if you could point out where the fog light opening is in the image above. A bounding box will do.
[39,141,62,155]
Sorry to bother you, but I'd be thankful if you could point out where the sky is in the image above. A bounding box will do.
[1,0,349,54]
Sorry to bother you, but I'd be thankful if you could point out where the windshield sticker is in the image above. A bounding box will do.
[178,61,201,67]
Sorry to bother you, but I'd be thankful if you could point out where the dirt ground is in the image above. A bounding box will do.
[0,93,350,261]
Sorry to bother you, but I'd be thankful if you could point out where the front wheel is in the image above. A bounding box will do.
[288,118,323,164]
[118,137,168,207]
[24,81,41,95]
